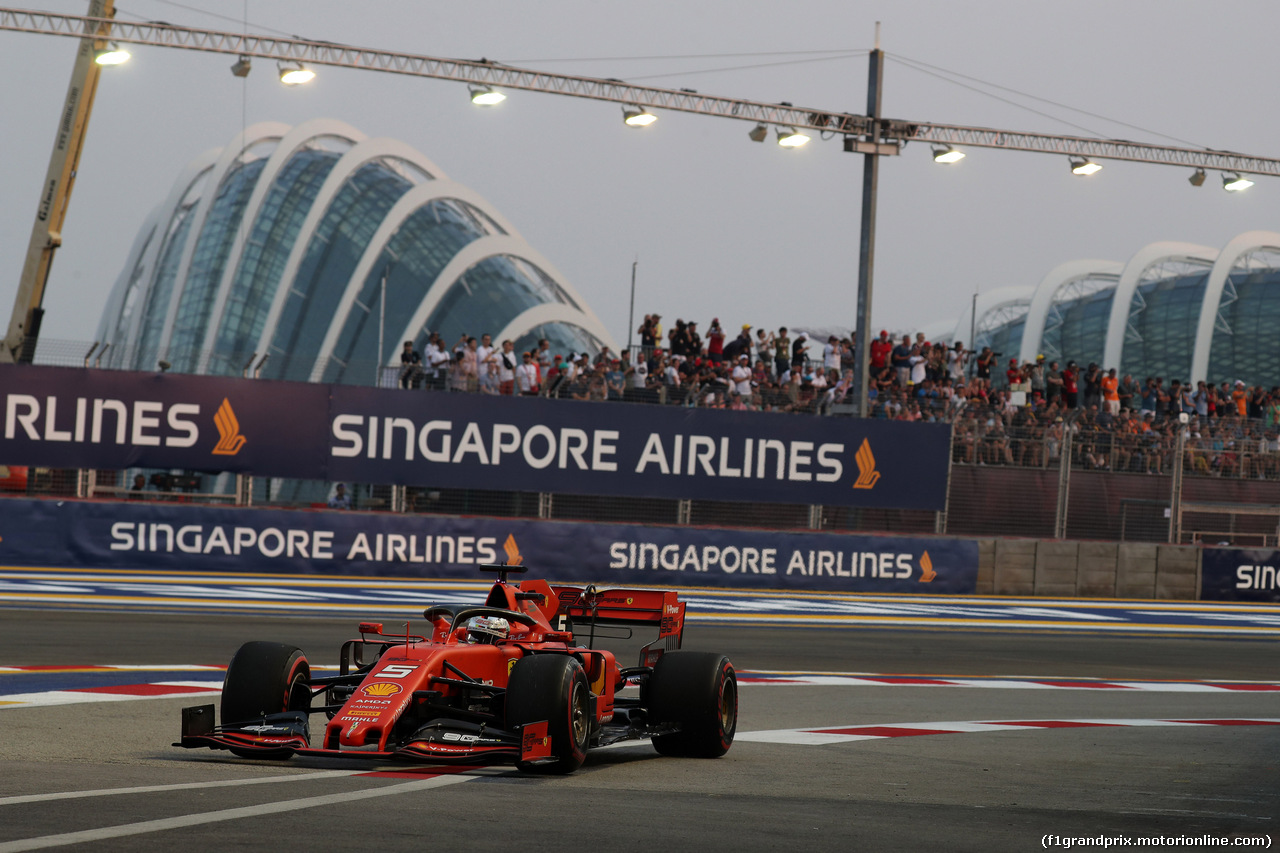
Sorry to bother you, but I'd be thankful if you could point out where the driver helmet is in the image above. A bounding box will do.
[464,615,510,644]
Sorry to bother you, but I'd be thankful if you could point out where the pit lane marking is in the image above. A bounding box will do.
[735,718,1280,745]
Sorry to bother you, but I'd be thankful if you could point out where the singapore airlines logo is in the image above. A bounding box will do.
[503,534,523,565]
[918,551,937,583]
[852,439,880,489]
[211,398,247,456]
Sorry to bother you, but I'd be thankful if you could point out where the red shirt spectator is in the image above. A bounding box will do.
[1006,358,1021,387]
[870,331,892,370]
[706,320,726,363]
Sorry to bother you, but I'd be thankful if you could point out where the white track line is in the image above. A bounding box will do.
[0,770,367,805]
[0,774,474,853]
[736,718,1280,745]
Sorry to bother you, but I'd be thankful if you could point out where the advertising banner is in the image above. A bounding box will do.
[0,365,329,477]
[326,384,950,510]
[1200,548,1280,602]
[2,364,950,510]
[0,498,978,594]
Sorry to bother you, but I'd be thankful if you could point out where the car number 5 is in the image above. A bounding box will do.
[379,665,417,678]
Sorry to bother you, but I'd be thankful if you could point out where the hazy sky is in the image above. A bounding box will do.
[1,0,1275,356]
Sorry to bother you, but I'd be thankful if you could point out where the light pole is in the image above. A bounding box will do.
[626,257,637,355]
[852,29,884,418]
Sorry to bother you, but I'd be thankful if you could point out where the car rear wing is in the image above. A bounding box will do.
[550,585,685,666]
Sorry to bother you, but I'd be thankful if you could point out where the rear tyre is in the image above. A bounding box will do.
[506,654,590,774]
[221,641,310,758]
[647,652,737,758]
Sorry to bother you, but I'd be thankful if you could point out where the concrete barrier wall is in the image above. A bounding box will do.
[976,538,1201,599]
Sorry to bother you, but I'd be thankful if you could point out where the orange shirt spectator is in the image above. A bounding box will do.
[1233,381,1248,416]
[1101,369,1120,415]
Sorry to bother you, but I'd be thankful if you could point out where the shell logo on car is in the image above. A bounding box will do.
[361,682,402,697]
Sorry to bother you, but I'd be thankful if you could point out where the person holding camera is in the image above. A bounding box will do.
[975,346,997,383]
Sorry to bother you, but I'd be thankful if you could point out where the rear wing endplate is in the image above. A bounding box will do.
[550,585,685,664]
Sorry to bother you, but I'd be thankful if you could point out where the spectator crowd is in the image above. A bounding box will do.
[394,316,1280,478]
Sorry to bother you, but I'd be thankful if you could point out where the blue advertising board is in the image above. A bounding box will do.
[2,364,950,510]
[0,365,329,477]
[0,498,978,594]
[1201,548,1280,602]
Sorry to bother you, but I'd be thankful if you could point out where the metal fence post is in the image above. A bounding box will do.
[1168,429,1186,544]
[76,468,95,499]
[807,505,823,530]
[235,474,253,507]
[676,499,692,525]
[935,426,956,534]
[1054,429,1073,539]
[538,492,554,519]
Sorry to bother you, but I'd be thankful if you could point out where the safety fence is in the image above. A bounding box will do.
[7,423,1280,546]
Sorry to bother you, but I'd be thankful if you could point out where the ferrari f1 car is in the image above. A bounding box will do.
[176,565,737,773]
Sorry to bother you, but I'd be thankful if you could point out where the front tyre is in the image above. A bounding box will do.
[506,654,590,774]
[221,641,310,758]
[647,652,737,758]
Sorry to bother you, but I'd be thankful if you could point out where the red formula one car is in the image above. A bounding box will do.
[176,565,737,773]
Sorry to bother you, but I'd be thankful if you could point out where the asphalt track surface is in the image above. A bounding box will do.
[1,589,1278,851]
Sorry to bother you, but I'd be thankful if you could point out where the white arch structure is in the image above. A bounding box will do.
[1017,260,1122,365]
[953,286,1034,349]
[95,209,159,352]
[1101,242,1218,371]
[495,304,609,351]
[1190,230,1280,384]
[388,236,615,363]
[307,179,508,381]
[252,136,442,365]
[103,149,222,369]
[199,119,364,371]
[158,122,290,364]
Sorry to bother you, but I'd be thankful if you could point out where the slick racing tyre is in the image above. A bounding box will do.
[221,641,311,757]
[506,654,590,774]
[647,651,737,758]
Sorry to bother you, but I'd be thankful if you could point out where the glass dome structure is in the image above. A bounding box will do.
[95,119,616,383]
[931,233,1280,387]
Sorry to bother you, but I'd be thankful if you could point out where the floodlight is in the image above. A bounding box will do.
[230,56,251,78]
[1223,173,1254,192]
[776,127,810,148]
[1188,168,1206,187]
[94,43,131,65]
[469,85,506,106]
[748,124,768,143]
[623,107,657,127]
[278,61,315,86]
[1069,157,1102,176]
[931,145,965,164]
